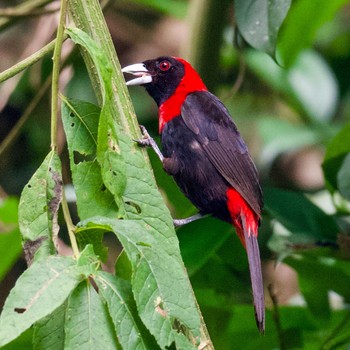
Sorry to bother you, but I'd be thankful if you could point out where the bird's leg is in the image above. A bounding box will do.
[173,213,207,227]
[134,125,206,227]
[134,125,164,162]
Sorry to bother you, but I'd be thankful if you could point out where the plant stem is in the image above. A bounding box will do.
[268,284,287,350]
[50,0,67,150]
[61,189,80,258]
[0,38,62,84]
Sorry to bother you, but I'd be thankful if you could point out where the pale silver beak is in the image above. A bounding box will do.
[122,63,153,86]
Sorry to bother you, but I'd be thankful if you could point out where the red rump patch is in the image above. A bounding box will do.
[226,187,259,249]
[158,58,207,133]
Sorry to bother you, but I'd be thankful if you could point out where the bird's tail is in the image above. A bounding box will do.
[227,188,265,333]
[240,215,265,333]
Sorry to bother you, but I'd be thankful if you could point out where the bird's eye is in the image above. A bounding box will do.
[159,60,171,71]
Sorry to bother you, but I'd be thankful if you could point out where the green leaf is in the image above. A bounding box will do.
[285,249,350,319]
[115,250,133,281]
[61,98,120,220]
[80,218,200,349]
[0,197,22,281]
[277,0,349,67]
[178,217,231,276]
[33,302,67,350]
[235,0,291,57]
[96,271,159,350]
[323,123,350,193]
[76,227,109,263]
[264,187,339,244]
[130,0,188,18]
[64,280,119,350]
[18,151,62,263]
[0,256,83,347]
[66,28,127,216]
[246,49,339,122]
[337,153,350,201]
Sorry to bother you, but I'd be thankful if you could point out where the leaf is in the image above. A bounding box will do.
[130,0,188,18]
[177,217,231,276]
[287,50,339,122]
[0,197,22,281]
[64,280,119,350]
[323,123,350,193]
[96,271,159,350]
[80,218,200,349]
[18,151,62,264]
[0,256,83,347]
[235,0,291,57]
[76,228,108,263]
[337,153,350,201]
[264,187,339,244]
[277,0,349,67]
[285,249,350,319]
[61,95,119,220]
[33,302,67,350]
[245,49,339,122]
[66,28,127,216]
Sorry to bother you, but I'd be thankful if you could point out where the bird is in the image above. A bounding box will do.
[122,56,265,332]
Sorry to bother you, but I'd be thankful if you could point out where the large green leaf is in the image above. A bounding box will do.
[80,218,199,349]
[235,0,291,57]
[64,280,119,350]
[18,151,62,263]
[96,271,159,350]
[61,97,119,221]
[177,217,231,276]
[286,249,350,319]
[0,256,84,347]
[264,187,339,244]
[33,302,67,350]
[246,49,339,122]
[277,0,349,67]
[66,28,127,216]
[0,197,22,281]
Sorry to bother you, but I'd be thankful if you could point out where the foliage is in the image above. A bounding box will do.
[0,0,350,349]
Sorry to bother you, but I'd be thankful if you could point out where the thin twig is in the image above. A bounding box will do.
[223,51,246,101]
[50,0,66,150]
[61,189,80,258]
[0,38,62,84]
[268,284,287,350]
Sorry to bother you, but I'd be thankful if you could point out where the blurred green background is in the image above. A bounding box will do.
[1,0,350,348]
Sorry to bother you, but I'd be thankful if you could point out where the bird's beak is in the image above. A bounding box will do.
[122,63,153,86]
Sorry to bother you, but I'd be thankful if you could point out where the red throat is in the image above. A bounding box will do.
[158,58,207,133]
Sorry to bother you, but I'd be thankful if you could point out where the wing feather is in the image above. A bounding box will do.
[181,91,263,217]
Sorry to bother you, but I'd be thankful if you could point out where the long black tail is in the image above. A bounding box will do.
[242,215,265,333]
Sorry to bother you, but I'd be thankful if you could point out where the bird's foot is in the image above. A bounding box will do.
[173,213,206,227]
[134,125,164,162]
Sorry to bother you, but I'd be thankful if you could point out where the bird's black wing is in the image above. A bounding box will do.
[181,91,263,217]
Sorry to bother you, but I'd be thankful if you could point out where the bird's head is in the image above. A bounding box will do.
[122,56,207,106]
